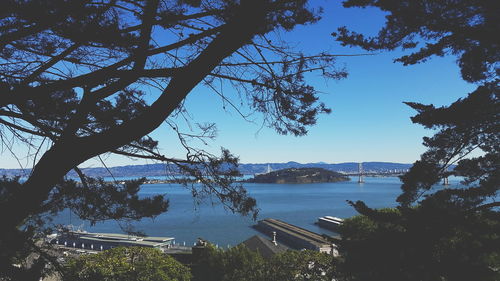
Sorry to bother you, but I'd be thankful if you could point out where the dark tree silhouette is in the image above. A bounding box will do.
[333,1,499,280]
[334,0,499,83]
[0,0,347,279]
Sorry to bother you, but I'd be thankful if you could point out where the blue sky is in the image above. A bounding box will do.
[141,1,474,166]
[0,1,476,169]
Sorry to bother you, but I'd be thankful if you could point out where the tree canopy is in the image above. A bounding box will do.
[338,207,500,281]
[65,246,191,281]
[0,0,346,279]
[191,244,339,281]
[334,0,499,83]
[332,0,499,222]
[333,1,499,280]
[192,244,266,281]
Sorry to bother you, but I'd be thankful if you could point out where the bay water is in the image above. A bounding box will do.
[55,176,461,247]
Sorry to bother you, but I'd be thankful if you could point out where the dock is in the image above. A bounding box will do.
[254,218,336,254]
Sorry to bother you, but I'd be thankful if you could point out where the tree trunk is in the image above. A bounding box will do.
[1,0,268,231]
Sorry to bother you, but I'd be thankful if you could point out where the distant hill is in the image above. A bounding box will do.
[0,161,413,178]
[245,168,349,184]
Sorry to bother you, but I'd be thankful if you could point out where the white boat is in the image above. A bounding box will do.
[317,216,344,231]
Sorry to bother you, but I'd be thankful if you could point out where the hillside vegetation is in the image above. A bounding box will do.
[246,168,349,184]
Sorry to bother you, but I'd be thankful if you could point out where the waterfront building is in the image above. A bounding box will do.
[50,230,174,252]
[239,234,289,259]
[254,218,337,255]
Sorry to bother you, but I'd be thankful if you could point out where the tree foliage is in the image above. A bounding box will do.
[0,0,346,279]
[334,0,499,83]
[333,1,499,280]
[191,244,339,281]
[264,250,339,281]
[339,208,500,281]
[192,244,266,281]
[65,246,191,281]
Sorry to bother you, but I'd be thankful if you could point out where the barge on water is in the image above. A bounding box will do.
[317,216,344,231]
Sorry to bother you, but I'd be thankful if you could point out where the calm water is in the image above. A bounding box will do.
[54,176,462,247]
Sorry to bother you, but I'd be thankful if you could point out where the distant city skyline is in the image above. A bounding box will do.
[0,2,475,169]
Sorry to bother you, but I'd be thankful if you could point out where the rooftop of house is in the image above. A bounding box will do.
[239,235,289,259]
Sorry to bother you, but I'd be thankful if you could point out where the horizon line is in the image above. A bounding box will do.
[0,160,414,170]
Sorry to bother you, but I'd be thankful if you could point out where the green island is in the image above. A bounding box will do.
[246,168,350,184]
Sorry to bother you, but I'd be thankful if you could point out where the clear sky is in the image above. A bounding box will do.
[0,1,476,169]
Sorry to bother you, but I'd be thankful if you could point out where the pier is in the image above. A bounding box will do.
[254,218,336,254]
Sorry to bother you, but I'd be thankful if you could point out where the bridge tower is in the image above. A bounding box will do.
[358,163,365,183]
[442,163,450,185]
[443,177,449,185]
